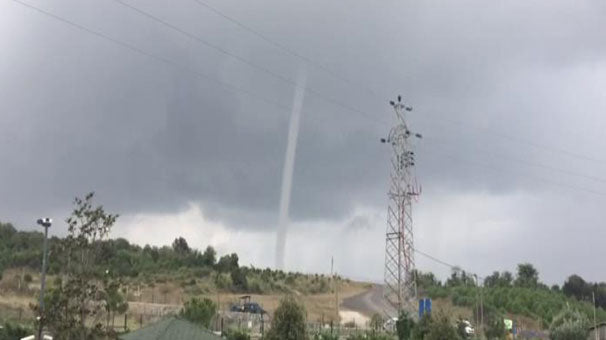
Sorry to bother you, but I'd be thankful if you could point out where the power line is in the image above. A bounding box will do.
[10,0,606,200]
[112,0,389,126]
[9,0,295,112]
[189,0,606,167]
[190,0,384,101]
[421,135,606,185]
[421,116,606,165]
[420,142,606,197]
[11,0,388,131]
[413,247,484,281]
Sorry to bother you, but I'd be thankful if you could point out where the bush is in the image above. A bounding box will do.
[265,296,307,340]
[484,316,506,340]
[425,313,460,340]
[549,306,589,340]
[0,322,30,340]
[180,297,217,329]
[224,328,251,340]
[313,332,338,340]
[396,311,415,340]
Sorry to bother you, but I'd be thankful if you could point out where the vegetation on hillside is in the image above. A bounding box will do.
[419,263,606,330]
[2,193,605,339]
[0,220,332,296]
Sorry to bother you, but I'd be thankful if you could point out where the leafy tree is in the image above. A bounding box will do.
[425,313,460,340]
[369,313,384,333]
[101,276,129,328]
[415,270,441,289]
[484,316,506,340]
[38,192,121,339]
[180,297,217,329]
[0,322,30,340]
[265,296,307,340]
[562,275,589,301]
[549,306,589,340]
[216,253,239,272]
[172,237,191,255]
[231,267,248,292]
[224,329,251,340]
[202,246,217,266]
[446,268,476,287]
[396,310,415,340]
[514,263,539,288]
[411,314,432,340]
[485,271,513,288]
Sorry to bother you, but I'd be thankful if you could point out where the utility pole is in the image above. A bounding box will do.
[381,95,422,316]
[593,291,598,340]
[37,218,52,340]
[332,257,339,322]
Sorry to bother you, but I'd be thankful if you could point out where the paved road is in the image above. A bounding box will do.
[341,284,396,317]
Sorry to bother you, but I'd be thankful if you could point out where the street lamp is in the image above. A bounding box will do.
[37,218,52,340]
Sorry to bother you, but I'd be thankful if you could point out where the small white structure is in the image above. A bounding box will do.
[21,335,53,340]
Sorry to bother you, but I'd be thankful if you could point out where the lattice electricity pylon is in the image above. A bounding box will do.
[380,95,422,316]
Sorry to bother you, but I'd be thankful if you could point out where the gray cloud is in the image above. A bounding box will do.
[1,0,606,281]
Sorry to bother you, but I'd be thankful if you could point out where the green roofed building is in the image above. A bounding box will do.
[119,317,222,340]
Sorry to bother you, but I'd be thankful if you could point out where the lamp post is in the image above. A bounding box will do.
[37,218,52,340]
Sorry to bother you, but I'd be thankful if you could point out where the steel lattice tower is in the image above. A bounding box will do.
[381,95,422,315]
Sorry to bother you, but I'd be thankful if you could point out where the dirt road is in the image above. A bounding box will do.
[340,284,395,317]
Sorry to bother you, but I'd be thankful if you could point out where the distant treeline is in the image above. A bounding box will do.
[414,264,606,327]
[0,221,333,294]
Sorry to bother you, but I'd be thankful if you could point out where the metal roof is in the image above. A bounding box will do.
[119,317,221,340]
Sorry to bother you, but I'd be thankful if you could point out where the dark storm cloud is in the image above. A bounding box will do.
[1,0,605,246]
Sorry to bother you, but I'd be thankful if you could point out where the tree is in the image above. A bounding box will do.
[369,313,384,333]
[172,237,190,255]
[501,271,513,286]
[0,322,30,339]
[37,192,122,339]
[446,268,476,287]
[484,316,506,340]
[231,268,248,292]
[224,329,251,340]
[549,306,589,340]
[101,276,129,328]
[514,263,539,288]
[425,313,460,340]
[411,314,432,340]
[562,275,589,301]
[216,253,239,272]
[202,246,217,266]
[180,297,217,329]
[396,310,415,340]
[265,296,307,340]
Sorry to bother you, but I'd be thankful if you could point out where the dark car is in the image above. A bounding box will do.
[242,302,265,314]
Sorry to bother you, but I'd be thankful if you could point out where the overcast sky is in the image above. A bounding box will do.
[1,0,605,285]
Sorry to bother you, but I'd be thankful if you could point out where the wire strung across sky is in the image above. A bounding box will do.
[112,0,606,186]
[112,0,390,127]
[9,0,606,200]
[188,0,606,166]
[413,247,485,281]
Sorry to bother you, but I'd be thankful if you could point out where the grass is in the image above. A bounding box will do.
[0,267,368,331]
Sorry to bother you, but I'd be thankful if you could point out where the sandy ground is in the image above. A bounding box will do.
[339,310,369,326]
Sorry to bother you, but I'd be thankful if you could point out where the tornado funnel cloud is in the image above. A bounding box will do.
[275,70,307,270]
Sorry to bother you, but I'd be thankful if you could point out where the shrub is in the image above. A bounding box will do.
[180,297,217,329]
[396,310,415,340]
[224,328,251,340]
[265,296,307,340]
[425,313,460,340]
[549,306,589,340]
